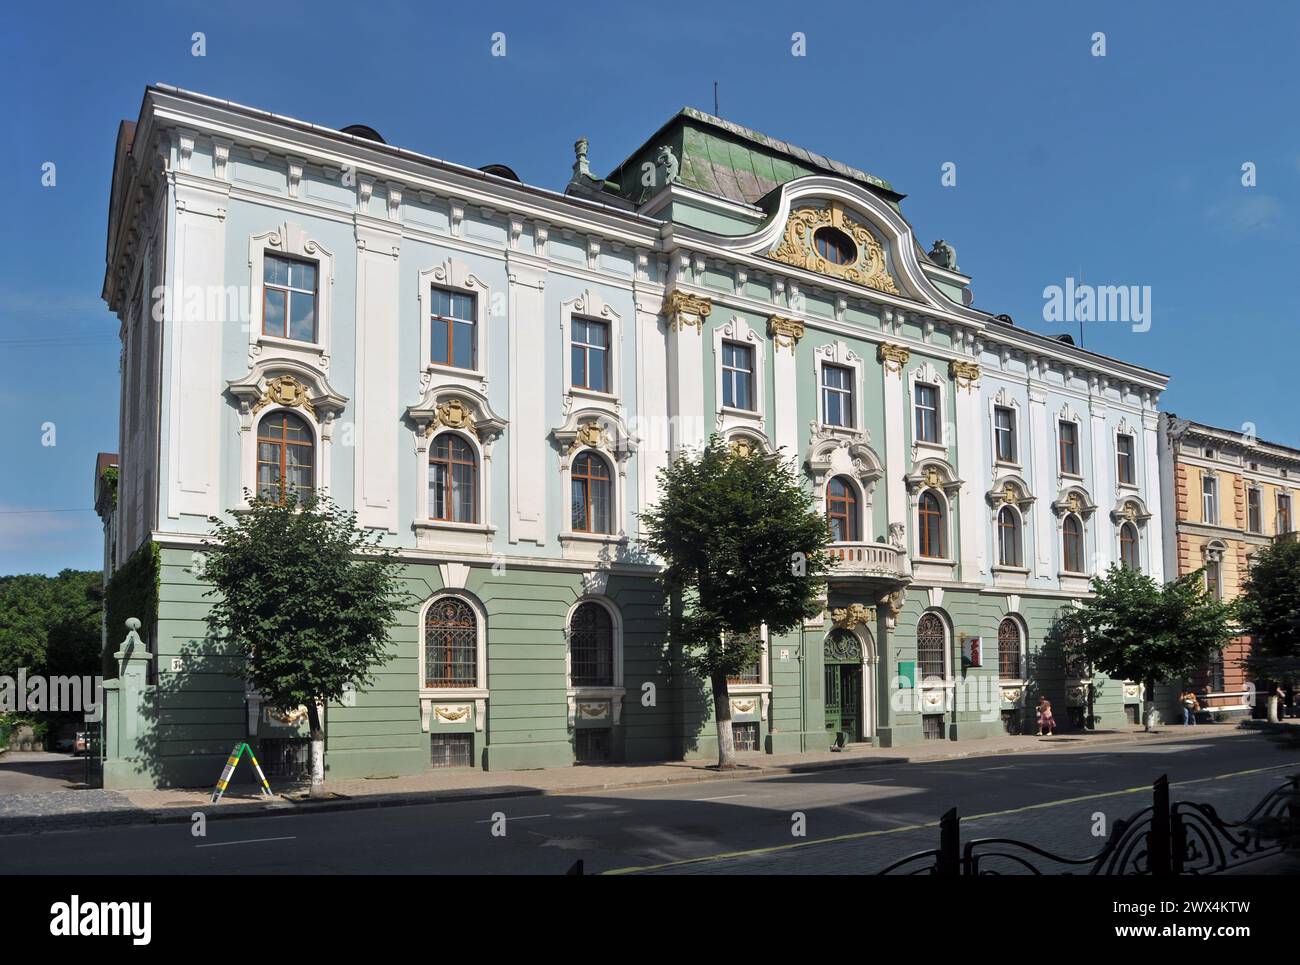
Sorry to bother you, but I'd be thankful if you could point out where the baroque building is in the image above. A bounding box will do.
[97,86,1167,787]
[1157,415,1300,719]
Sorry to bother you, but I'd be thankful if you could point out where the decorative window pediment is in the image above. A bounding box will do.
[905,458,962,498]
[986,475,1035,510]
[1052,485,1097,518]
[1110,495,1152,526]
[406,384,507,449]
[767,201,899,295]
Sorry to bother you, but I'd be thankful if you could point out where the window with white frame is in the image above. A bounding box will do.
[256,411,314,504]
[571,317,610,393]
[424,597,480,688]
[916,612,948,681]
[1062,513,1086,573]
[721,342,755,411]
[262,254,318,342]
[997,505,1022,567]
[826,476,860,542]
[914,382,940,444]
[1202,475,1219,525]
[1116,433,1136,486]
[1119,521,1140,570]
[994,406,1017,463]
[821,364,854,428]
[1248,487,1262,533]
[429,432,478,523]
[571,451,613,534]
[724,628,764,685]
[918,490,946,559]
[569,601,615,687]
[1278,493,1293,535]
[1059,420,1080,475]
[430,286,477,370]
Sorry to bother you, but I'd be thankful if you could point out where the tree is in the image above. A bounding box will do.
[202,496,408,797]
[0,570,102,680]
[1050,564,1236,730]
[639,437,832,768]
[1239,534,1300,722]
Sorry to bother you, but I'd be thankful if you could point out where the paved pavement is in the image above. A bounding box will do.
[0,751,88,794]
[1,731,1293,874]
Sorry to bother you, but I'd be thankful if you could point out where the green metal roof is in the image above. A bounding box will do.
[605,107,899,207]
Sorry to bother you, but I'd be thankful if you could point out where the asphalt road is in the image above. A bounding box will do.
[2,734,1295,874]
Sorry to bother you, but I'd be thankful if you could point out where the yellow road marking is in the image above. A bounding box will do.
[601,762,1297,875]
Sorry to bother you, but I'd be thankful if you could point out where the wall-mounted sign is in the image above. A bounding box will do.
[961,635,983,669]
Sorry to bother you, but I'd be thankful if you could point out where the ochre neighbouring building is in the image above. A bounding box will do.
[1158,414,1300,719]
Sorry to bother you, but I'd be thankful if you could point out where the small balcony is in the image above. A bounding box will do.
[826,541,912,591]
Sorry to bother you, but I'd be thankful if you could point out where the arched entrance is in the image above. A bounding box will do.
[824,627,875,745]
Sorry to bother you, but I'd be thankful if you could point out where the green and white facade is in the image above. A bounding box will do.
[98,87,1168,788]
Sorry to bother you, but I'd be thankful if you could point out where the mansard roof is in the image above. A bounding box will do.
[602,107,902,208]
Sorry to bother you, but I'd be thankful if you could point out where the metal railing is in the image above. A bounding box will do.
[878,773,1300,875]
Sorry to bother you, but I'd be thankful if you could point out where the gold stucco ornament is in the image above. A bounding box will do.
[252,374,316,416]
[768,202,899,295]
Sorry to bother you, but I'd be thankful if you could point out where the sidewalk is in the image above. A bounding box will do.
[0,722,1266,837]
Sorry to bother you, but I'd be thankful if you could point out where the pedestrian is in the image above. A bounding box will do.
[1036,696,1056,737]
[1180,689,1200,726]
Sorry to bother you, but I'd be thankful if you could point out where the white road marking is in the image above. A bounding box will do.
[195,835,296,849]
[695,794,747,802]
[473,813,551,823]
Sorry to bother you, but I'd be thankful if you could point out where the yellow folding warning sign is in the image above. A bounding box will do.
[211,742,274,803]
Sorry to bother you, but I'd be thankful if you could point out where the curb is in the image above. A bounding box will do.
[0,725,1258,837]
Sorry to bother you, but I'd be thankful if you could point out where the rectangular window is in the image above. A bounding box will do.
[263,254,318,342]
[1116,434,1136,485]
[571,317,609,392]
[732,722,760,752]
[994,406,1017,463]
[430,733,474,769]
[1248,488,1262,533]
[721,342,755,410]
[922,714,946,741]
[1206,559,1222,601]
[574,728,611,763]
[1279,494,1293,535]
[1202,476,1218,524]
[821,364,854,428]
[1059,421,1079,474]
[430,287,477,370]
[915,384,939,443]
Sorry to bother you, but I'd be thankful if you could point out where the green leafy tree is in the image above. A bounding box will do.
[1050,563,1236,730]
[202,496,409,797]
[639,437,832,768]
[1239,534,1300,722]
[0,570,102,680]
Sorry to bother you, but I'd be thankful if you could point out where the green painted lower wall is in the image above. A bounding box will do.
[98,548,1141,789]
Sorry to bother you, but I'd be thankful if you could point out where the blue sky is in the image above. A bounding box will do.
[2,0,1297,575]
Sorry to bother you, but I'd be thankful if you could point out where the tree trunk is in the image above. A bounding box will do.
[712,670,736,770]
[1268,694,1280,724]
[306,702,326,798]
[1144,678,1157,732]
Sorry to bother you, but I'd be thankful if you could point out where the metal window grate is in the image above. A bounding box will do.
[259,738,312,780]
[574,728,611,763]
[570,602,614,686]
[1125,704,1139,725]
[922,714,945,741]
[916,614,946,680]
[425,598,478,687]
[733,721,760,751]
[430,733,474,768]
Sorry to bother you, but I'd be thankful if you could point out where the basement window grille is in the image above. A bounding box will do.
[733,722,760,752]
[258,738,311,780]
[430,733,474,769]
[922,714,945,741]
[574,728,611,763]
[1125,704,1139,725]
[1000,710,1020,735]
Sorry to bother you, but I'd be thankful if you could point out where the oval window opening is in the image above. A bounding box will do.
[814,226,856,266]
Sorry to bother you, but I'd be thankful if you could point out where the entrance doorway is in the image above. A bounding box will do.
[824,627,872,745]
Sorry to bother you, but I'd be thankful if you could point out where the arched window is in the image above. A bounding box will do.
[424,597,478,688]
[1119,522,1139,570]
[256,411,314,504]
[916,613,947,681]
[918,490,945,559]
[429,433,477,523]
[571,452,612,534]
[1062,514,1085,572]
[826,476,859,542]
[725,628,764,685]
[997,506,1022,567]
[814,226,856,265]
[569,602,614,687]
[998,617,1022,680]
